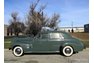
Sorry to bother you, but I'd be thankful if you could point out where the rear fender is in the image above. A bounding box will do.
[61,43,75,51]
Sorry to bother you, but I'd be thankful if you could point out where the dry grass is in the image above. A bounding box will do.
[70,32,89,48]
[70,32,89,40]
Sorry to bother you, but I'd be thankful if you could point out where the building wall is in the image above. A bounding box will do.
[4,25,8,36]
[58,27,84,32]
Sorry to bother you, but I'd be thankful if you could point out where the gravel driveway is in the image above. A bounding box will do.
[4,48,89,63]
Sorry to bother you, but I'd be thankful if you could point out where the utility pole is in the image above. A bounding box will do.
[72,21,73,28]
[71,21,74,33]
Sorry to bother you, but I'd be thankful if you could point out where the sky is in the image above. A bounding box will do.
[4,0,89,27]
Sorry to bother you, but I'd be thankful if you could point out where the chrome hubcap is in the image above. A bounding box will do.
[15,48,21,54]
[65,48,71,54]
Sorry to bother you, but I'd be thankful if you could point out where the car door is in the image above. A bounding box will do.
[48,33,64,51]
[32,33,50,52]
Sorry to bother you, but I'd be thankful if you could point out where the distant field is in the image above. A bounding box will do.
[4,32,89,49]
[70,32,89,48]
[70,32,89,40]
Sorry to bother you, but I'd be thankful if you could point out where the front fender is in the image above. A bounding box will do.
[12,43,31,53]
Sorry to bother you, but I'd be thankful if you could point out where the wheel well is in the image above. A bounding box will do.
[12,45,20,50]
[59,46,63,53]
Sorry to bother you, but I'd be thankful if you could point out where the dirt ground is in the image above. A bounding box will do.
[4,48,89,63]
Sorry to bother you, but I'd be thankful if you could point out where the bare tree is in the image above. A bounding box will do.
[25,0,48,36]
[48,13,60,29]
[8,12,25,36]
[25,0,60,36]
[7,0,61,37]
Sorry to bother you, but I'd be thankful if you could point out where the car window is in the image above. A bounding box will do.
[50,33,64,39]
[41,33,49,39]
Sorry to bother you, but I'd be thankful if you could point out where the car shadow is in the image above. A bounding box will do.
[24,53,62,55]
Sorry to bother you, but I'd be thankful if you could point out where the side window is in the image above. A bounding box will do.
[50,33,64,39]
[50,33,60,39]
[41,33,49,39]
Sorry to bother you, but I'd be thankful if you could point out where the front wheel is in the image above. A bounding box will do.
[61,46,74,57]
[12,46,24,57]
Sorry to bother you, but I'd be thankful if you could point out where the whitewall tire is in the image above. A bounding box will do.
[12,46,24,57]
[62,46,73,57]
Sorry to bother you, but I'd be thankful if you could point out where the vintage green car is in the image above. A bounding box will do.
[9,31,84,57]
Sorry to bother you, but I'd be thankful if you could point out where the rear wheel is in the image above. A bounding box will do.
[12,46,24,57]
[61,46,74,57]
